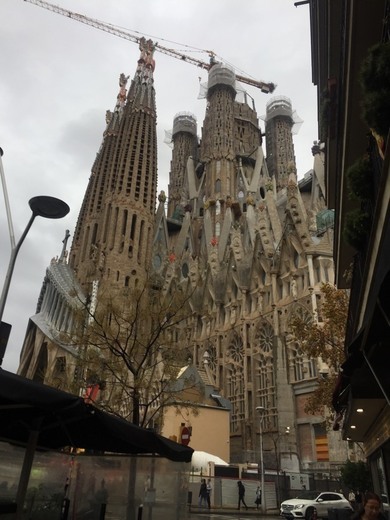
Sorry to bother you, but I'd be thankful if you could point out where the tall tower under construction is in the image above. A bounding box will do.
[264,95,298,188]
[70,37,158,293]
[167,112,198,219]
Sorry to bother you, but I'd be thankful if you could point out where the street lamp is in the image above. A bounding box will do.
[256,405,266,513]
[0,148,70,364]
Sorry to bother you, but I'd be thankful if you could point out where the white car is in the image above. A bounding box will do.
[280,491,353,520]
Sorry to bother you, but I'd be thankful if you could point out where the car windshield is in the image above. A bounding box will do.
[294,491,321,500]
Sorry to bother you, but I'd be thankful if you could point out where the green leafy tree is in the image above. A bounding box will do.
[340,460,371,492]
[290,283,349,420]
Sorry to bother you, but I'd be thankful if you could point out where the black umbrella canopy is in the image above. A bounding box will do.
[0,369,193,463]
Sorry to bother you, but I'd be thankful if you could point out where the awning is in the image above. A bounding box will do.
[0,369,193,463]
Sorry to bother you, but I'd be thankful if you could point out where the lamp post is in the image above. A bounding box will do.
[256,405,266,513]
[0,148,70,364]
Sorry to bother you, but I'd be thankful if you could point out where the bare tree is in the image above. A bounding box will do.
[59,277,198,428]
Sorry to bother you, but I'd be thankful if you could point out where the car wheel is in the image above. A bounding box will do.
[306,507,315,520]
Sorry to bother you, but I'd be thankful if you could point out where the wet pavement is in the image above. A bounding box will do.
[189,515,268,520]
[188,507,280,520]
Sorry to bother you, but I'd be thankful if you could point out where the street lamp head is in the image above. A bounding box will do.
[29,196,70,220]
[0,150,71,364]
[256,406,266,413]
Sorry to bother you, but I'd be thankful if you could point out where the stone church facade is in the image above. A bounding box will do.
[18,42,351,475]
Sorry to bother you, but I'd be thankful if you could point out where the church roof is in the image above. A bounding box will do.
[174,364,231,411]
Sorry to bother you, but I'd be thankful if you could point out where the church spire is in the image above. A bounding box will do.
[69,40,158,293]
[59,229,70,262]
[125,37,156,115]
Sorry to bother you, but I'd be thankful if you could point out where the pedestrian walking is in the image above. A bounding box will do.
[350,490,357,509]
[237,480,248,510]
[255,484,262,509]
[206,478,212,509]
[198,478,208,508]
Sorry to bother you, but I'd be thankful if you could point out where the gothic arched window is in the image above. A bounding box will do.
[201,343,217,382]
[254,322,276,429]
[225,332,245,434]
[291,342,305,381]
[287,306,317,382]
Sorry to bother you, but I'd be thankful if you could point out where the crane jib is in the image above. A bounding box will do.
[24,0,276,93]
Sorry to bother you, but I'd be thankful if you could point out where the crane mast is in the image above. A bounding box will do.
[24,0,276,94]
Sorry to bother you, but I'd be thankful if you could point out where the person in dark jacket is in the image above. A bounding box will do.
[198,479,208,508]
[237,480,248,510]
[355,491,363,507]
[351,492,387,520]
[255,485,262,509]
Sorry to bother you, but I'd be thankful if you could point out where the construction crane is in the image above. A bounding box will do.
[24,0,276,94]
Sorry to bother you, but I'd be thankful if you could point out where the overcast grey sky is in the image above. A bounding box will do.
[0,0,317,373]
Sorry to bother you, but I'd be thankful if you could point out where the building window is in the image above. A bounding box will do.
[202,343,217,380]
[314,424,329,461]
[288,306,314,382]
[225,332,244,434]
[255,322,276,428]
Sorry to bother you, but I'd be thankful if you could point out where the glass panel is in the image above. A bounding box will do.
[0,442,190,520]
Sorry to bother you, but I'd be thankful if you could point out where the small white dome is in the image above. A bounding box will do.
[191,450,228,473]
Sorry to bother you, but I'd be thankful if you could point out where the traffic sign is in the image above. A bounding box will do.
[180,426,191,445]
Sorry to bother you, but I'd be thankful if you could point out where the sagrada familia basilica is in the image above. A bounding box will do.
[18,38,350,474]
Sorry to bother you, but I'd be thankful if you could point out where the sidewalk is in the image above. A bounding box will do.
[189,506,280,516]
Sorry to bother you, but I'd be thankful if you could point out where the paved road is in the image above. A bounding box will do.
[188,509,277,520]
[189,513,271,520]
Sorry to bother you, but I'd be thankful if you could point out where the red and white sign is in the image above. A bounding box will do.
[180,426,191,445]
